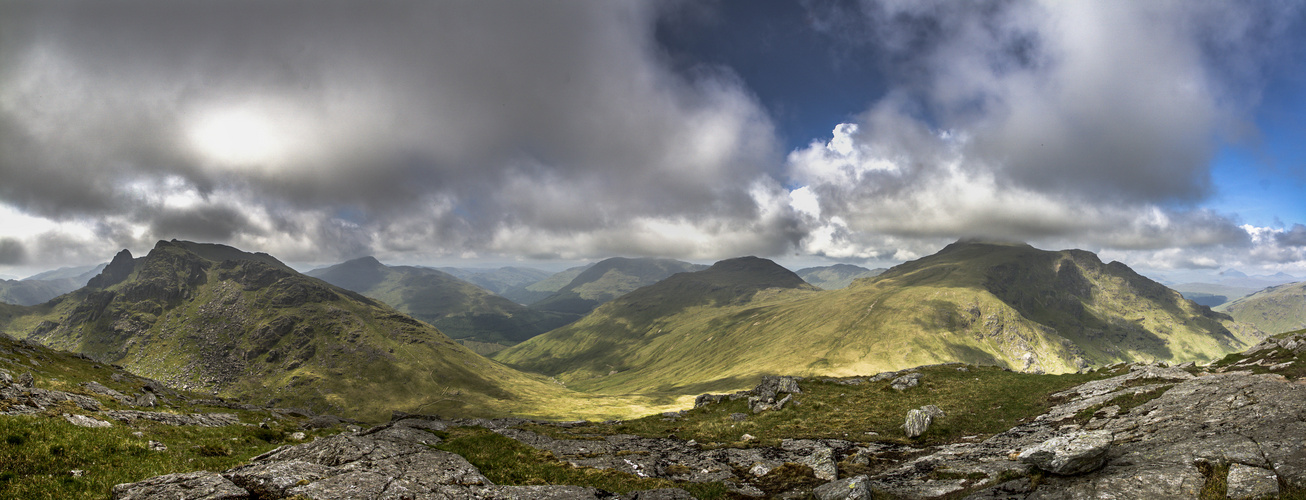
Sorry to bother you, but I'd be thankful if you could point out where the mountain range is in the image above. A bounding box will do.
[0,241,596,421]
[795,263,886,289]
[0,239,1270,422]
[1217,280,1306,335]
[1170,270,1301,307]
[527,257,707,315]
[434,266,554,296]
[498,264,592,305]
[495,242,1259,395]
[306,257,576,351]
[0,264,105,306]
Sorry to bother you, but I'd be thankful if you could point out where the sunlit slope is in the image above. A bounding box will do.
[1218,281,1306,334]
[308,257,575,345]
[0,240,649,422]
[496,242,1259,395]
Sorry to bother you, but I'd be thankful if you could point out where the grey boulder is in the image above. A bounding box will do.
[1018,430,1113,475]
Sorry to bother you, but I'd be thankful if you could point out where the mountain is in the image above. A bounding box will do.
[529,257,708,315]
[496,242,1259,395]
[435,266,553,295]
[1217,281,1306,334]
[0,264,105,306]
[0,240,586,421]
[23,263,109,281]
[796,263,886,289]
[1170,283,1261,307]
[494,256,822,391]
[1171,270,1302,307]
[499,264,592,305]
[307,257,576,348]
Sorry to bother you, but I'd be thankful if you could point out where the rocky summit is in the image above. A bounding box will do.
[114,332,1306,499]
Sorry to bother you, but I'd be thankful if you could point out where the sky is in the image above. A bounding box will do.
[1,0,1304,281]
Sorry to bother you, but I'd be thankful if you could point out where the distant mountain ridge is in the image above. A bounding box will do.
[499,264,592,305]
[497,242,1259,395]
[307,257,577,348]
[435,266,553,296]
[529,257,707,315]
[0,264,106,306]
[1218,280,1306,335]
[0,240,579,420]
[796,264,886,289]
[1172,270,1302,307]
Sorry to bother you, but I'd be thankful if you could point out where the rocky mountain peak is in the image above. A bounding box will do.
[86,249,135,289]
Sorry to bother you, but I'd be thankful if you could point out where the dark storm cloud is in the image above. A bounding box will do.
[0,238,26,265]
[0,0,792,263]
[149,205,254,243]
[1279,224,1306,247]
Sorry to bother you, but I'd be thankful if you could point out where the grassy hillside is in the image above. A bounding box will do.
[796,264,886,290]
[0,241,674,422]
[1217,281,1306,334]
[530,257,707,315]
[497,242,1259,395]
[308,257,576,346]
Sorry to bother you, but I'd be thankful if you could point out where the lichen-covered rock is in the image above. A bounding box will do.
[1227,464,1279,500]
[904,408,933,438]
[64,413,112,428]
[890,372,921,391]
[1018,430,1112,475]
[224,460,334,498]
[110,471,247,500]
[814,474,871,500]
[103,410,238,427]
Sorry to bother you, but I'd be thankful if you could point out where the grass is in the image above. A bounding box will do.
[0,413,337,500]
[433,426,730,498]
[521,364,1119,448]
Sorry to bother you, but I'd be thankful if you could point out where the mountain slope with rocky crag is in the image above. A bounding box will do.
[0,240,597,421]
[497,242,1261,395]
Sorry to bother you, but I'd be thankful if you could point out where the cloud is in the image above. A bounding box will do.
[785,0,1304,269]
[0,0,795,267]
[1278,224,1306,247]
[0,238,25,265]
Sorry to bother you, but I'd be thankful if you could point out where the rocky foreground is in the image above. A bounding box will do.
[112,334,1306,499]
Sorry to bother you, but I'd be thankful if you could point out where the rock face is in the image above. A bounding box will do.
[111,417,696,500]
[1017,430,1112,475]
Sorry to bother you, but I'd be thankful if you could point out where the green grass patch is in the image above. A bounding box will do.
[434,426,728,498]
[0,414,336,500]
[523,364,1112,447]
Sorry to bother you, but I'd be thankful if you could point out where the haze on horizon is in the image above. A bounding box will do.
[1,0,1304,280]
